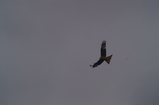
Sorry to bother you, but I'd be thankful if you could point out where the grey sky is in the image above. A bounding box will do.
[1,0,159,105]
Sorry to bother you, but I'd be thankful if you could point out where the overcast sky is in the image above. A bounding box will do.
[1,0,159,105]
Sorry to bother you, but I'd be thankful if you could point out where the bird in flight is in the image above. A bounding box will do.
[90,40,113,68]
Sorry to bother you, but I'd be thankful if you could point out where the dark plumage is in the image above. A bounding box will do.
[90,40,112,68]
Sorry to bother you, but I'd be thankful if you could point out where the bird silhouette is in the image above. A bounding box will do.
[90,40,113,68]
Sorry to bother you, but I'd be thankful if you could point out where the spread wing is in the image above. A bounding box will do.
[101,40,106,57]
[90,58,104,68]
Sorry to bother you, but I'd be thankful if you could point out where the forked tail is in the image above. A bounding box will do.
[103,54,113,64]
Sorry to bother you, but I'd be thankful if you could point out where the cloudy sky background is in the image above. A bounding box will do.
[1,0,159,105]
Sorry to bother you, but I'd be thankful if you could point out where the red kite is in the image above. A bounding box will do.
[90,40,113,68]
